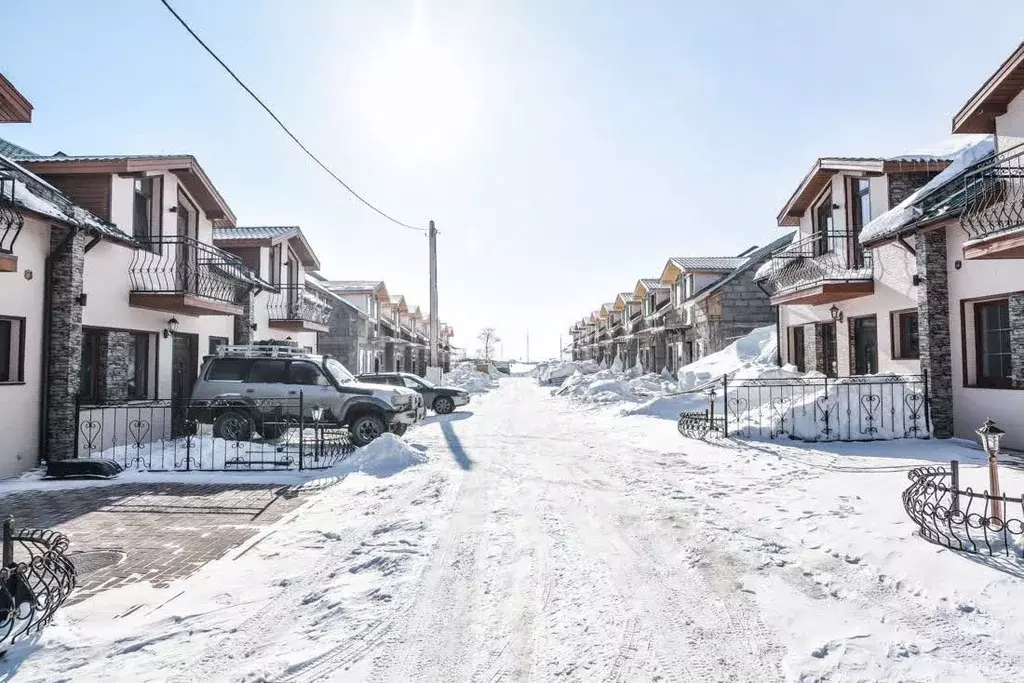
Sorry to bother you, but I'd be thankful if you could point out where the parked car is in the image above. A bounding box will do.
[494,361,511,375]
[190,345,425,446]
[357,372,470,415]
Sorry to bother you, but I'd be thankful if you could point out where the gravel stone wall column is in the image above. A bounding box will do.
[916,229,953,438]
[100,331,132,403]
[1010,293,1024,390]
[234,292,255,345]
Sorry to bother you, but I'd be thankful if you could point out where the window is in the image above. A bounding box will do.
[684,274,694,299]
[0,316,25,383]
[288,361,330,386]
[206,358,250,381]
[249,359,288,383]
[892,311,919,360]
[132,176,161,243]
[789,325,805,372]
[268,245,282,286]
[975,299,1011,389]
[814,192,833,256]
[208,336,229,356]
[848,177,871,267]
[402,376,425,389]
[126,333,150,399]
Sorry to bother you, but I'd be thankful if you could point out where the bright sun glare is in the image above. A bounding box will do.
[356,32,479,164]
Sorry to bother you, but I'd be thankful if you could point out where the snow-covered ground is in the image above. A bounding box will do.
[8,380,1024,681]
[445,361,501,393]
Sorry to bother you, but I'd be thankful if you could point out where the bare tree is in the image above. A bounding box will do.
[477,327,500,361]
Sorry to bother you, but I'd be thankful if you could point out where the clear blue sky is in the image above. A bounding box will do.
[3,1,1023,360]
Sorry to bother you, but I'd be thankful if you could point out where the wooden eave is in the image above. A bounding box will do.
[770,281,874,306]
[953,42,1024,134]
[0,73,32,123]
[20,155,237,225]
[777,158,885,227]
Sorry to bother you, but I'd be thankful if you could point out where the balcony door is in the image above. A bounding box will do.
[818,322,838,378]
[176,192,199,295]
[286,248,300,318]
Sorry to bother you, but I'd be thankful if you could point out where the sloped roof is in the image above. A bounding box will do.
[954,41,1024,134]
[0,74,32,123]
[696,232,795,300]
[15,151,236,224]
[0,138,36,159]
[0,152,129,241]
[667,256,749,272]
[214,225,320,269]
[635,278,669,296]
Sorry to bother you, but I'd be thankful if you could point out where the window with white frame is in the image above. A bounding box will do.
[0,316,25,383]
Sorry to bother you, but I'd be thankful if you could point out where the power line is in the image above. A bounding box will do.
[159,0,426,233]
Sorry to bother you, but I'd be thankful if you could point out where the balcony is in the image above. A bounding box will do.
[758,230,874,305]
[129,235,255,316]
[0,174,23,272]
[960,142,1024,259]
[267,283,333,333]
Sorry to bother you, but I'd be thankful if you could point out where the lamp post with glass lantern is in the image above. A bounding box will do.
[976,418,1006,523]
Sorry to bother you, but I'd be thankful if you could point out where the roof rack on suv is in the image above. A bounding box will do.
[215,344,315,359]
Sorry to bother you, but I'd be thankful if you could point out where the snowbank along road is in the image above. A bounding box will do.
[11,378,1024,682]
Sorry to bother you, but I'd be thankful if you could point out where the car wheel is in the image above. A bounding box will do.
[433,396,455,415]
[259,422,288,440]
[390,423,408,437]
[213,410,254,441]
[350,413,386,447]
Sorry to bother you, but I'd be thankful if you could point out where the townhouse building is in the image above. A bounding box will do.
[318,279,388,374]
[659,239,791,369]
[755,153,951,377]
[858,41,1024,448]
[213,226,331,353]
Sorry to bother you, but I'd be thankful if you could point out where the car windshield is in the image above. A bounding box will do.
[324,358,355,384]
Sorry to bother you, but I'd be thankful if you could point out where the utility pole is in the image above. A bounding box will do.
[428,220,439,370]
[526,331,530,363]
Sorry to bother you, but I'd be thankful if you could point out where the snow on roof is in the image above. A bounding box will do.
[666,257,749,274]
[859,135,996,245]
[321,280,385,293]
[214,226,298,241]
[0,152,128,239]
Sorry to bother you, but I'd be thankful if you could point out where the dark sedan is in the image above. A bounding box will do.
[356,372,470,415]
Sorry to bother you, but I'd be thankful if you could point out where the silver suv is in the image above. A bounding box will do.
[190,345,424,446]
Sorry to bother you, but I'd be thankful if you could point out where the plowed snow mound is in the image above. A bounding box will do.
[342,434,427,478]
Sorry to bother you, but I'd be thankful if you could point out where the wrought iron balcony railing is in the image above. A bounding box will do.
[758,230,873,297]
[129,235,256,304]
[267,283,333,326]
[960,142,1024,243]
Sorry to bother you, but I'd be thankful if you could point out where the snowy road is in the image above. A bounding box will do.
[11,378,1024,682]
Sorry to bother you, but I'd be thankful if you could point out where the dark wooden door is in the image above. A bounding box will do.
[852,316,878,375]
[820,323,838,378]
[171,333,199,400]
[791,326,806,372]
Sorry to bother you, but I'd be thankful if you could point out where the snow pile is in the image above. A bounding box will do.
[555,369,677,404]
[535,359,598,386]
[446,362,499,393]
[340,433,427,478]
[676,325,780,391]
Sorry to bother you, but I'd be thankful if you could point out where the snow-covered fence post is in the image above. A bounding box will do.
[721,374,729,438]
[950,460,960,513]
[298,391,305,471]
[923,370,931,435]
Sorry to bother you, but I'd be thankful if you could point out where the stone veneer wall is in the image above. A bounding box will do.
[916,229,953,438]
[234,292,255,345]
[888,172,940,208]
[45,228,86,461]
[1010,293,1024,390]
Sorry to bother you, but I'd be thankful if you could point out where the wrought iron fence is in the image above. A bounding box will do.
[75,395,356,471]
[0,174,25,256]
[676,373,929,442]
[0,518,76,648]
[758,230,873,298]
[677,409,725,440]
[960,141,1024,243]
[128,235,255,305]
[902,465,1024,557]
[267,283,333,326]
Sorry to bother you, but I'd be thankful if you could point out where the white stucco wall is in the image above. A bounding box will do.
[945,222,1024,450]
[777,172,919,376]
[995,89,1024,152]
[0,216,50,477]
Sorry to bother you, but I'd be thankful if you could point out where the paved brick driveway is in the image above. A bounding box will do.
[0,482,320,602]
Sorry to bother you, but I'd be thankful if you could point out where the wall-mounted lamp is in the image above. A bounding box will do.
[954,260,963,270]
[831,202,841,210]
[162,317,179,338]
[250,322,258,332]
[912,274,922,286]
[77,293,88,307]
[829,304,844,324]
